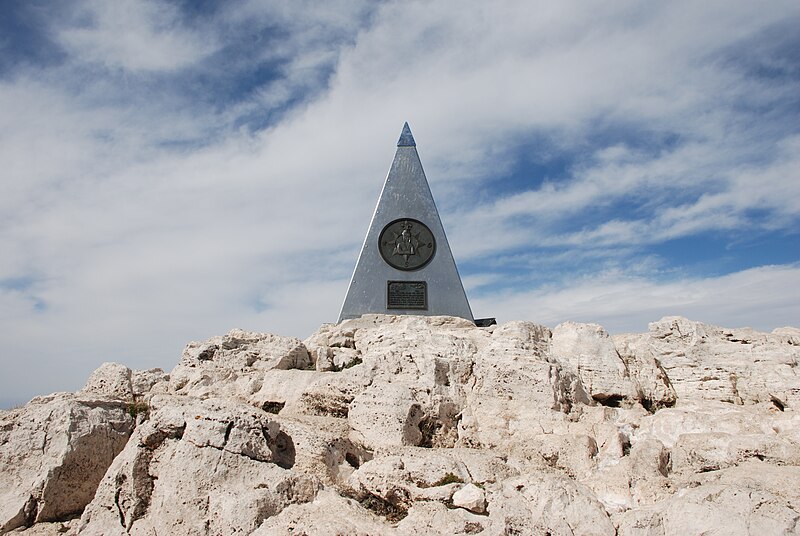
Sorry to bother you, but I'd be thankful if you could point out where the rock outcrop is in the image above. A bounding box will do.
[617,316,799,407]
[77,396,319,535]
[0,315,798,535]
[0,394,134,533]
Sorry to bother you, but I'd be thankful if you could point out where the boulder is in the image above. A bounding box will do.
[458,321,591,453]
[349,383,425,448]
[131,368,168,399]
[616,461,800,536]
[253,488,393,535]
[346,447,513,512]
[395,501,491,535]
[635,400,782,448]
[76,396,319,535]
[642,316,800,406]
[614,333,677,410]
[452,483,486,514]
[79,362,133,401]
[552,321,637,404]
[168,328,313,401]
[0,394,133,533]
[494,473,616,536]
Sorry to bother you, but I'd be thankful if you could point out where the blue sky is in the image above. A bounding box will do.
[1,0,798,407]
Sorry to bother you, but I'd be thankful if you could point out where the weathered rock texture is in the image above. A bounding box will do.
[1,315,798,535]
[0,394,134,533]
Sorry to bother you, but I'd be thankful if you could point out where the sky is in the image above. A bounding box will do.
[1,0,799,408]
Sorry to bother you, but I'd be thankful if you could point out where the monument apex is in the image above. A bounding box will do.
[397,121,416,146]
[338,123,473,323]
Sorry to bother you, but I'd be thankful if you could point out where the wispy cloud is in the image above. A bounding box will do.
[472,264,800,334]
[55,0,218,72]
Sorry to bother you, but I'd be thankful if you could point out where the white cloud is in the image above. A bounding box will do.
[0,0,798,406]
[449,131,800,255]
[55,0,217,72]
[472,264,800,334]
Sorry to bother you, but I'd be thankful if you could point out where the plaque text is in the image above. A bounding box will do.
[387,281,428,310]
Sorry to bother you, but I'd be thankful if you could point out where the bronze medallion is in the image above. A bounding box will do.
[378,218,436,271]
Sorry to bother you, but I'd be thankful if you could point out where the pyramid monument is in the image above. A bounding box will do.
[338,123,473,323]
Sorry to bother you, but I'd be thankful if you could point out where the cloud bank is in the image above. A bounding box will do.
[1,0,798,407]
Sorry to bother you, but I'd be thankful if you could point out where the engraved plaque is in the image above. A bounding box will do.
[379,218,436,271]
[387,281,428,309]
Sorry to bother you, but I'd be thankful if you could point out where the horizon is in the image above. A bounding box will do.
[1,0,799,408]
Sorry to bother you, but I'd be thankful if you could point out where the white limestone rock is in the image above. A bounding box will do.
[552,321,637,404]
[349,383,425,448]
[614,333,677,410]
[189,328,312,370]
[304,322,363,372]
[527,433,599,479]
[272,414,371,487]
[349,452,463,512]
[77,396,319,535]
[582,437,674,514]
[343,447,524,532]
[249,369,329,415]
[670,430,800,473]
[347,447,513,513]
[79,362,133,401]
[253,488,393,535]
[0,393,133,533]
[773,326,800,345]
[635,400,782,448]
[458,321,591,454]
[169,328,312,400]
[644,316,800,406]
[452,483,486,514]
[313,315,485,449]
[290,370,371,419]
[130,367,168,398]
[4,314,800,535]
[10,518,80,535]
[395,501,490,536]
[616,461,800,536]
[494,473,616,536]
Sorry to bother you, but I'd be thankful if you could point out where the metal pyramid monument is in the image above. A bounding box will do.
[338,123,474,322]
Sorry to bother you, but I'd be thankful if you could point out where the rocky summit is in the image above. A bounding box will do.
[1,315,799,536]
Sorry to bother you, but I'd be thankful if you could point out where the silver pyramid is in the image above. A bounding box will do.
[338,123,474,322]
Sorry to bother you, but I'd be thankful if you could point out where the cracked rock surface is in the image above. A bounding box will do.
[0,393,134,533]
[1,315,798,535]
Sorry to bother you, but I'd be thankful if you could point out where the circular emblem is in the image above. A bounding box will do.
[378,218,436,271]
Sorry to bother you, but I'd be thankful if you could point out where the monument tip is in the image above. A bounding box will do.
[397,122,416,147]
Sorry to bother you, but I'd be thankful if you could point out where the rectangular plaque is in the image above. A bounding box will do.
[387,281,428,310]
